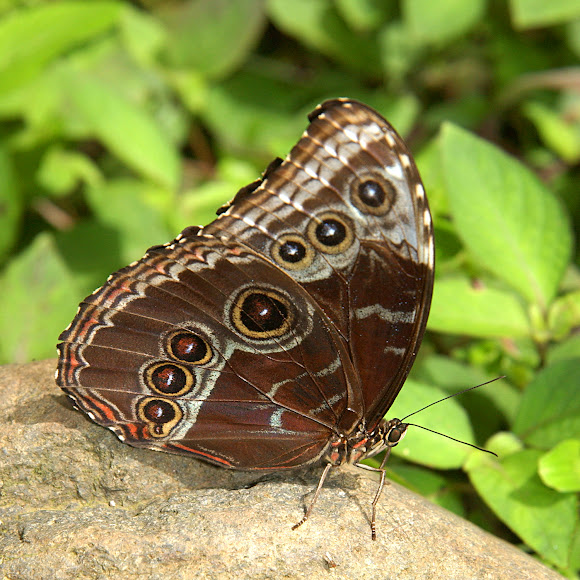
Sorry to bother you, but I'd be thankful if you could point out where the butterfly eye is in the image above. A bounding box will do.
[230,288,295,340]
[353,179,396,216]
[307,212,354,254]
[272,234,315,270]
[167,331,212,364]
[386,422,408,446]
[138,398,182,438]
[144,362,195,396]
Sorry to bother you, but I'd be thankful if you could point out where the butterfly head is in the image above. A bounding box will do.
[383,418,409,448]
[358,418,409,462]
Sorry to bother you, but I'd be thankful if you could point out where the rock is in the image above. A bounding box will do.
[0,360,563,579]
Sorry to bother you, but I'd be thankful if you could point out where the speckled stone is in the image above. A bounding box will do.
[0,360,564,580]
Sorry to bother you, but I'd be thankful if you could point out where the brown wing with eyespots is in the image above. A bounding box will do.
[56,98,433,469]
[205,99,434,430]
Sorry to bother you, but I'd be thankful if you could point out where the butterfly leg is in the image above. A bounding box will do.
[292,462,333,531]
[354,446,393,540]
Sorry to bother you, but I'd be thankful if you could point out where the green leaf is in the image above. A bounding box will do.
[403,0,485,44]
[548,333,580,365]
[37,146,102,195]
[120,5,167,67]
[378,21,423,84]
[202,79,309,156]
[0,233,79,364]
[566,19,580,58]
[513,359,580,448]
[539,440,580,492]
[335,0,392,32]
[388,380,475,469]
[524,101,580,163]
[0,56,61,125]
[64,70,180,190]
[85,179,174,264]
[466,448,577,569]
[389,464,466,515]
[170,70,208,115]
[159,0,266,79]
[377,94,422,138]
[548,290,580,341]
[510,0,580,29]
[0,1,122,94]
[440,123,572,309]
[267,0,381,75]
[571,527,580,571]
[54,220,125,298]
[419,356,522,427]
[429,276,530,337]
[0,143,21,261]
[177,157,259,232]
[486,431,525,457]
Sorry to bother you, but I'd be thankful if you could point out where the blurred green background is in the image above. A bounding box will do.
[1,0,579,574]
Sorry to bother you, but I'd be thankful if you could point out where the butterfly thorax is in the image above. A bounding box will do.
[323,418,408,466]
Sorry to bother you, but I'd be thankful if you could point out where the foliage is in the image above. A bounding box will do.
[0,0,579,574]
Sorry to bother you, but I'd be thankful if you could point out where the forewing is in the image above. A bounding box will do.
[205,99,434,430]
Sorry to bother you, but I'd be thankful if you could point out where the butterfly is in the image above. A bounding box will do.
[56,98,434,539]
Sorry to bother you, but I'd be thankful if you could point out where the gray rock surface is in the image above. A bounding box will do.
[0,360,563,579]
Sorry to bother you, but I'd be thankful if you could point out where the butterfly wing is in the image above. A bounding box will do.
[206,99,434,431]
[57,98,432,469]
[57,233,360,469]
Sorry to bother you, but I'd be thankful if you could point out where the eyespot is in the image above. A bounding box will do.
[352,179,396,216]
[144,362,194,396]
[138,397,182,438]
[271,234,315,270]
[230,288,294,340]
[307,212,354,254]
[166,331,212,364]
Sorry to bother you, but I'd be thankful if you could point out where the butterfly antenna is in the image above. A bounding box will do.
[401,377,505,422]
[404,423,498,457]
[398,377,505,457]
